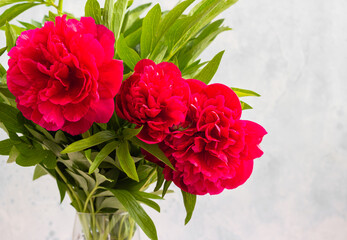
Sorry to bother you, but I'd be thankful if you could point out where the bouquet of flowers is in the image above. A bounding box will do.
[0,0,267,239]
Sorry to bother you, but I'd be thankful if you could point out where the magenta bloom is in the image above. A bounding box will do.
[116,59,190,143]
[157,79,267,195]
[7,15,123,135]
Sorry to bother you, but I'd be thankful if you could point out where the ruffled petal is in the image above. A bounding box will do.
[240,120,267,161]
[98,59,123,98]
[222,160,254,190]
[134,59,156,73]
[6,15,121,136]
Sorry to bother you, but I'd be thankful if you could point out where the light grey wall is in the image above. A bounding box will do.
[0,0,346,239]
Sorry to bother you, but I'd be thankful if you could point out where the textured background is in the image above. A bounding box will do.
[1,0,347,239]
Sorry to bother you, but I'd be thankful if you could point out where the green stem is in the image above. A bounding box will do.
[90,204,97,239]
[78,214,93,240]
[114,112,121,130]
[57,0,64,15]
[83,185,99,212]
[129,219,135,240]
[39,164,76,206]
[100,218,111,240]
[139,168,156,191]
[43,165,91,238]
[0,92,11,105]
[55,166,83,211]
[118,215,126,240]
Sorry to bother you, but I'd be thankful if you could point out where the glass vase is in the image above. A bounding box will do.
[72,212,140,240]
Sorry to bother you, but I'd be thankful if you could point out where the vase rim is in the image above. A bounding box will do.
[76,211,128,216]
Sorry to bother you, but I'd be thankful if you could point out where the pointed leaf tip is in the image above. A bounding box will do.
[181,190,197,225]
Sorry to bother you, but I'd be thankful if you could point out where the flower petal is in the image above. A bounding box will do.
[240,120,267,161]
[98,59,123,98]
[134,59,156,73]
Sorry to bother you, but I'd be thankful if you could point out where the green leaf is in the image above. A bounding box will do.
[61,131,117,154]
[95,171,113,185]
[124,27,141,49]
[0,85,14,100]
[166,0,237,59]
[76,169,96,190]
[112,0,128,42]
[178,19,230,69]
[33,164,48,180]
[31,125,53,142]
[0,46,7,56]
[0,75,6,86]
[181,60,206,78]
[44,11,58,22]
[152,45,167,64]
[56,177,67,203]
[123,3,151,32]
[85,0,101,24]
[81,130,91,139]
[140,4,161,58]
[130,137,174,170]
[42,150,57,169]
[1,23,25,35]
[0,102,25,133]
[42,139,63,157]
[89,141,119,174]
[0,64,6,78]
[97,197,123,211]
[127,0,133,8]
[116,34,141,70]
[96,123,107,130]
[84,149,92,162]
[157,0,194,43]
[181,190,197,225]
[30,19,41,28]
[8,131,21,144]
[6,145,19,163]
[116,141,139,181]
[66,152,90,170]
[18,20,37,30]
[231,87,261,97]
[132,191,162,200]
[154,166,164,192]
[55,130,68,144]
[195,18,227,40]
[0,3,41,28]
[122,126,143,140]
[132,192,161,212]
[0,0,27,8]
[194,50,224,84]
[15,143,53,167]
[0,138,12,155]
[122,71,133,81]
[163,15,198,57]
[124,17,142,37]
[24,125,45,141]
[102,168,120,184]
[70,199,80,210]
[162,180,171,198]
[5,22,17,51]
[189,0,215,15]
[94,189,114,198]
[67,169,89,192]
[189,0,238,16]
[109,189,158,240]
[240,101,253,110]
[103,0,114,28]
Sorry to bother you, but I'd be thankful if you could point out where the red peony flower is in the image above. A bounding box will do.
[154,79,267,195]
[7,15,123,135]
[115,59,190,143]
